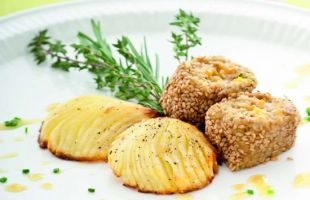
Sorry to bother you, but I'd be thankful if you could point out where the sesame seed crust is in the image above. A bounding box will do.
[160,56,257,125]
[205,92,301,171]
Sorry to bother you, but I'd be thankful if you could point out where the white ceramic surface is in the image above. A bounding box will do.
[1,0,310,199]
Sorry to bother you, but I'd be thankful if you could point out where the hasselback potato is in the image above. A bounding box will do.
[39,95,158,161]
[108,117,218,194]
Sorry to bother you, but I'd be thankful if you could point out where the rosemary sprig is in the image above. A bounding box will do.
[28,20,168,113]
[170,9,202,62]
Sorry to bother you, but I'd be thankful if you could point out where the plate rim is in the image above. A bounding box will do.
[1,0,310,24]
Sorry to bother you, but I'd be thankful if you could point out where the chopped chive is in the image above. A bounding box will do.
[53,168,60,174]
[246,189,254,195]
[304,116,310,122]
[24,127,28,134]
[4,117,21,127]
[22,169,30,174]
[266,188,275,195]
[0,177,7,183]
[306,107,310,116]
[88,188,95,193]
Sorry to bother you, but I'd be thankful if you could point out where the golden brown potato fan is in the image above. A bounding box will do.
[108,117,218,194]
[38,95,158,161]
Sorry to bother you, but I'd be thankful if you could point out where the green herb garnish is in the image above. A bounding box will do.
[28,20,169,113]
[24,127,28,134]
[170,9,202,62]
[266,188,275,195]
[246,189,254,195]
[22,169,30,174]
[53,168,61,174]
[4,117,21,127]
[0,177,7,183]
[88,188,95,193]
[305,116,310,122]
[306,107,310,116]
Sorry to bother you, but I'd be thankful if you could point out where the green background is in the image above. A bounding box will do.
[0,0,310,17]
[1,0,63,16]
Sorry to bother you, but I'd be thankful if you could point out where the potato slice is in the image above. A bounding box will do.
[39,95,158,161]
[108,117,218,194]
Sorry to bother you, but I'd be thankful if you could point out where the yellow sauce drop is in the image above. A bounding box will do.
[0,118,42,131]
[232,183,247,191]
[230,174,274,199]
[0,152,18,159]
[40,182,53,190]
[5,183,27,193]
[248,175,265,185]
[248,175,271,196]
[175,194,192,200]
[41,161,51,166]
[0,168,8,173]
[230,192,248,200]
[284,79,301,89]
[295,64,310,75]
[13,135,24,142]
[293,173,310,188]
[284,64,310,89]
[28,173,44,181]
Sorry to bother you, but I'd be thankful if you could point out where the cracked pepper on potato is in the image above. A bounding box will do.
[108,117,218,194]
[39,95,158,161]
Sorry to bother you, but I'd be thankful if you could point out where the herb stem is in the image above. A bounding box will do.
[34,40,162,105]
[170,9,202,62]
[28,19,173,113]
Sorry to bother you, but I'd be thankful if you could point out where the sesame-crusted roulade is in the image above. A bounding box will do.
[160,56,257,126]
[205,92,300,171]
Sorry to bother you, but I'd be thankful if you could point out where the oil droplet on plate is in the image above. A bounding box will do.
[230,192,248,200]
[230,174,274,199]
[5,183,27,193]
[231,184,247,191]
[284,64,310,89]
[41,161,51,166]
[40,182,53,190]
[248,175,272,196]
[293,173,310,188]
[284,79,301,89]
[28,173,44,181]
[175,194,192,200]
[0,152,18,159]
[295,64,310,76]
[248,174,265,185]
[0,168,8,173]
[13,135,24,142]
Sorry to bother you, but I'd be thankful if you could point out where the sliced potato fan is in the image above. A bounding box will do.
[108,117,218,194]
[39,95,158,161]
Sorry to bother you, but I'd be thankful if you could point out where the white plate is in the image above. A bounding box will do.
[1,0,310,199]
